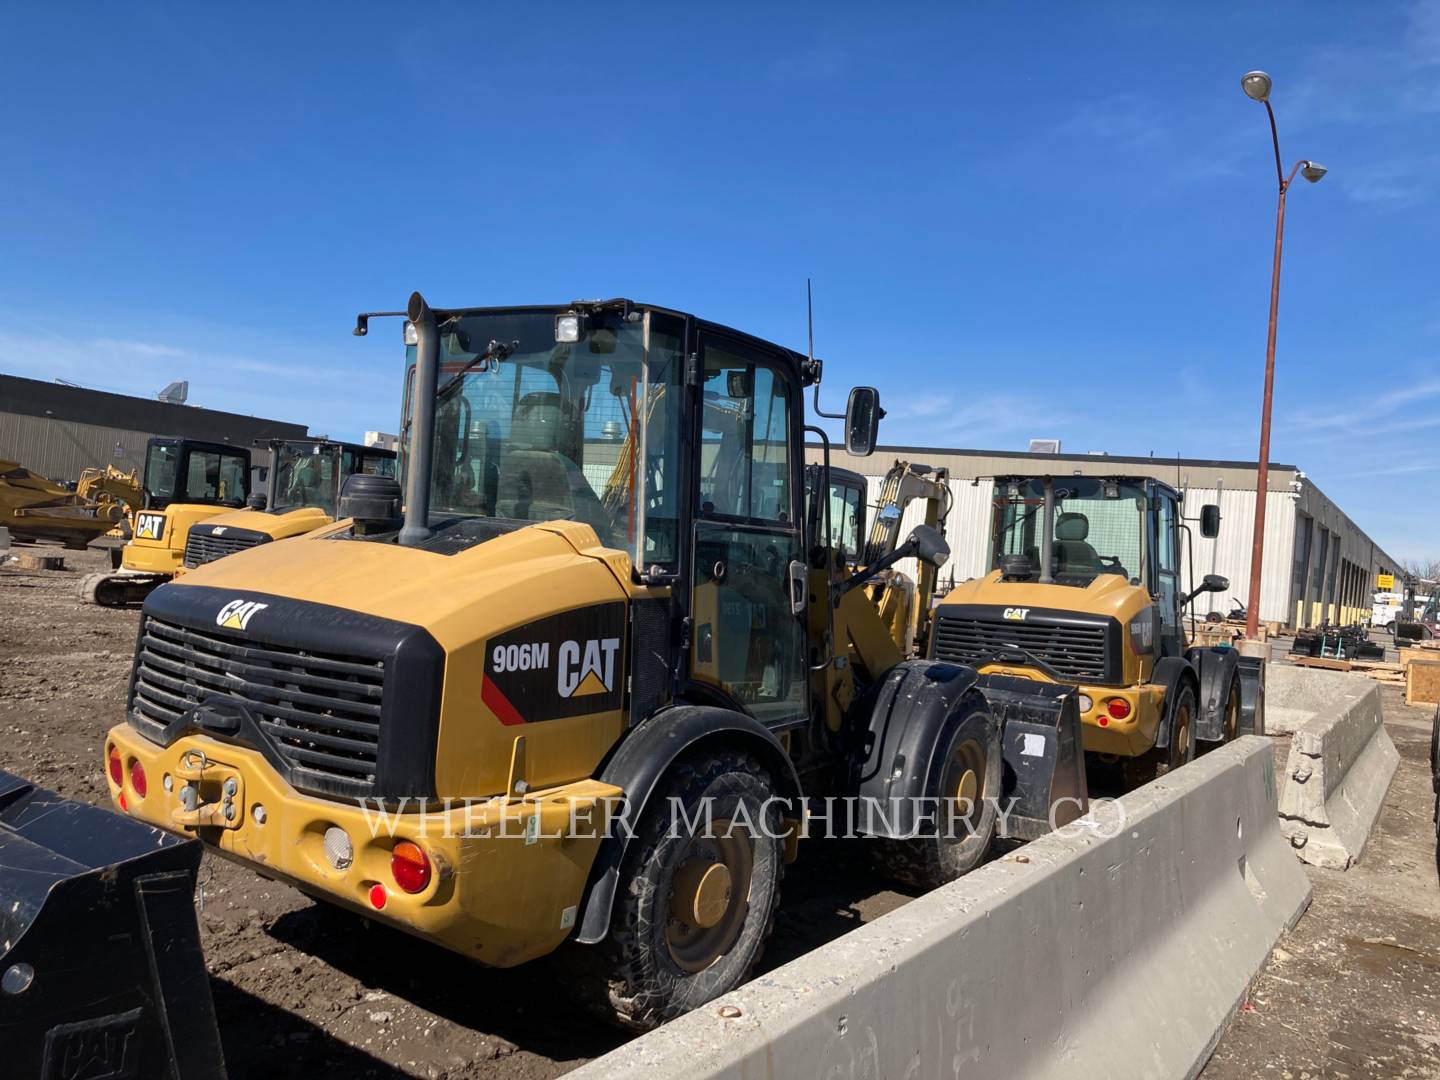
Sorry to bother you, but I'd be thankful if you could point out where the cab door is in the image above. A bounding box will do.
[1152,489,1184,657]
[689,334,807,728]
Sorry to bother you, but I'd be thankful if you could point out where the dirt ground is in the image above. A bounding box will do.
[4,544,1438,1078]
[0,545,910,1080]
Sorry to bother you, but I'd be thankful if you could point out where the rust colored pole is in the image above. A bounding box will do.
[1245,103,1291,641]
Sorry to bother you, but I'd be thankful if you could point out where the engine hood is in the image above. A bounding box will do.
[163,519,633,652]
[200,505,333,539]
[941,569,1151,622]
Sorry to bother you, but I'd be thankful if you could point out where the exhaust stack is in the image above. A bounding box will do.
[399,291,438,547]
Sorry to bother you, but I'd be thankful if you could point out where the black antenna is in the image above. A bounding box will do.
[807,278,815,366]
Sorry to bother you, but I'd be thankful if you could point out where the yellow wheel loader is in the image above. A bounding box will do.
[79,437,251,606]
[178,438,397,570]
[933,475,1264,788]
[103,294,1086,1031]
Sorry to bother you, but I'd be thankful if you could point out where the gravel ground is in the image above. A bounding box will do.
[0,545,909,1080]
[4,545,1436,1077]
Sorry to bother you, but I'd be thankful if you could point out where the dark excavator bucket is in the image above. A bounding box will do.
[975,674,1088,842]
[0,769,226,1080]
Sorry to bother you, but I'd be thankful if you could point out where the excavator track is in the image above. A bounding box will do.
[78,570,167,607]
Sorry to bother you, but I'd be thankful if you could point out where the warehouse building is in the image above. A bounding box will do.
[808,442,1402,630]
[0,374,308,481]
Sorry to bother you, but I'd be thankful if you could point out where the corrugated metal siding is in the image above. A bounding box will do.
[0,413,153,481]
[1179,487,1296,625]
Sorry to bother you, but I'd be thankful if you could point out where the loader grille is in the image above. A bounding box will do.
[183,526,269,568]
[129,615,385,795]
[932,609,1115,683]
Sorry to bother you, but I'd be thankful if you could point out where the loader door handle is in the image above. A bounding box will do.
[788,560,808,615]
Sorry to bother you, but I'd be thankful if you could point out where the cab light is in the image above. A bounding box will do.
[129,760,148,799]
[107,747,122,785]
[390,841,432,894]
[1106,698,1132,721]
[368,884,388,910]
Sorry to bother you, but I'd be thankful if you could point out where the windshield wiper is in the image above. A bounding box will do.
[436,337,519,400]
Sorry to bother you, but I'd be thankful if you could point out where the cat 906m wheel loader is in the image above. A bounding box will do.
[103,293,1086,1031]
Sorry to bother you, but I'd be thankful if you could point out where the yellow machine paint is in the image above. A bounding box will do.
[0,459,141,548]
[106,294,1077,1031]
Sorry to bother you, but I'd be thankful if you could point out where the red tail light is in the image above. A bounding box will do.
[107,746,122,785]
[390,841,432,894]
[1106,697,1132,721]
[368,883,388,910]
[130,760,148,799]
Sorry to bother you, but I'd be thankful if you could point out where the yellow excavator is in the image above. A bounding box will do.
[932,474,1264,786]
[177,438,396,570]
[104,293,1085,1030]
[1,459,143,548]
[78,437,251,605]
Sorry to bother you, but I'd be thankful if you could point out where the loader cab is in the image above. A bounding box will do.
[140,438,249,511]
[989,476,1218,660]
[805,464,867,567]
[260,439,397,516]
[395,298,878,732]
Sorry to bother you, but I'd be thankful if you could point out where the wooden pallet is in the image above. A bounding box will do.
[1406,658,1440,708]
[5,552,64,571]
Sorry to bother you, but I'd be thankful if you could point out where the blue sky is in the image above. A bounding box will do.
[1,2,1436,558]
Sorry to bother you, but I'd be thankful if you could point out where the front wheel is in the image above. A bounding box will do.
[568,749,784,1031]
[870,696,1001,891]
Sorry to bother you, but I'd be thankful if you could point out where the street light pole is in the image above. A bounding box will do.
[1240,71,1326,640]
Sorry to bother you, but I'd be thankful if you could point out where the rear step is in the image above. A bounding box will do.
[0,769,226,1079]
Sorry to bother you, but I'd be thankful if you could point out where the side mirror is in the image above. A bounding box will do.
[845,386,883,457]
[246,493,268,511]
[1200,573,1229,593]
[1200,503,1220,539]
[906,524,951,569]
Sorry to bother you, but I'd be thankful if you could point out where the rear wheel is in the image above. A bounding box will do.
[1124,682,1197,788]
[568,749,784,1031]
[870,697,1001,890]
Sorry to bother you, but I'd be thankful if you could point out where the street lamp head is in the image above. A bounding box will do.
[1300,160,1327,183]
[1241,70,1272,103]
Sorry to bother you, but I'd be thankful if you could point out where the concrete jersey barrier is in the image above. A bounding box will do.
[1269,664,1399,869]
[571,737,1310,1080]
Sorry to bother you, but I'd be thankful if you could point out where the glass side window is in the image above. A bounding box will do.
[699,348,793,523]
[361,452,397,478]
[181,450,247,505]
[144,444,179,498]
[637,313,683,570]
[270,444,337,513]
[1155,493,1180,642]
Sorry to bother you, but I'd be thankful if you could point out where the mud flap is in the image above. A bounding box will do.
[1237,654,1265,736]
[975,674,1088,842]
[0,769,226,1080]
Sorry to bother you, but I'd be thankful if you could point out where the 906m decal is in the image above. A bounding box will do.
[482,603,626,725]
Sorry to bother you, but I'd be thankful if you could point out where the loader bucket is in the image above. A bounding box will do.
[0,769,226,1080]
[975,674,1088,842]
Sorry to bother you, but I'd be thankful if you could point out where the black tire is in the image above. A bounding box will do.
[566,749,784,1031]
[1124,681,1197,788]
[870,696,1001,891]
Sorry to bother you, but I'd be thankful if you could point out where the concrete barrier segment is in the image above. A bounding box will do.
[571,737,1310,1080]
[1271,666,1399,869]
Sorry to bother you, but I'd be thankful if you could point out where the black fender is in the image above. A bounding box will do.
[1151,656,1200,749]
[1187,646,1242,744]
[573,704,803,945]
[1236,653,1266,736]
[853,660,993,839]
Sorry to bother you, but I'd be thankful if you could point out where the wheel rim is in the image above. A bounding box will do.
[1224,683,1240,741]
[1174,701,1192,763]
[939,737,988,837]
[665,820,753,974]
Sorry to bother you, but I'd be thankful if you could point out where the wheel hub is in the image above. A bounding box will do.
[671,859,733,930]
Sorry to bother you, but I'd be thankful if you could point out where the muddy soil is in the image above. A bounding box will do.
[0,546,909,1079]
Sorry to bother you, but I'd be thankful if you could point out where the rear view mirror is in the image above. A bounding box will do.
[906,524,950,569]
[845,386,882,457]
[1201,573,1229,593]
[1200,503,1220,539]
